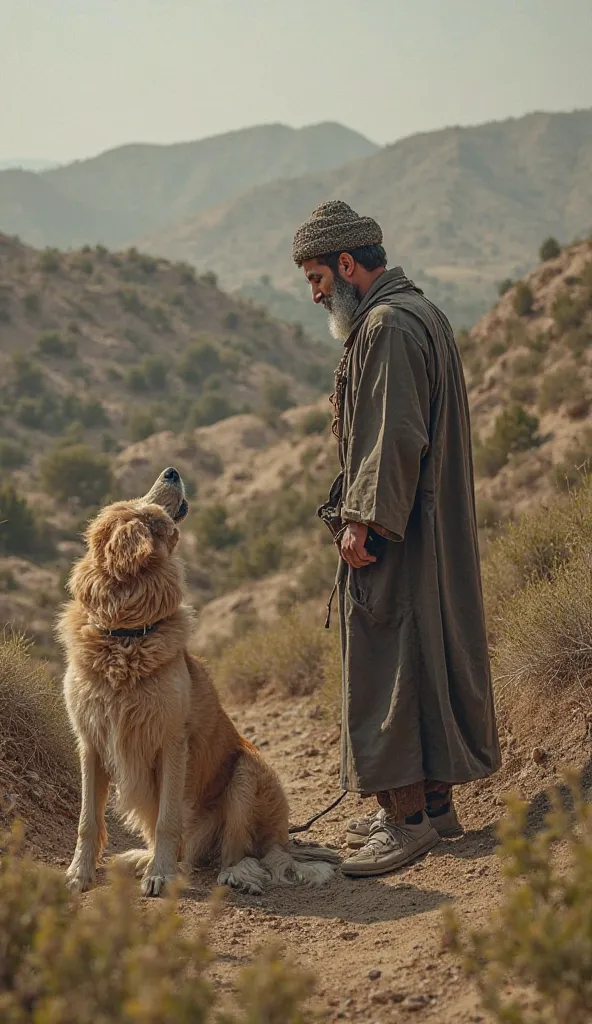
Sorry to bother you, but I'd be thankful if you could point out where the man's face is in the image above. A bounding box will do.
[302,257,360,342]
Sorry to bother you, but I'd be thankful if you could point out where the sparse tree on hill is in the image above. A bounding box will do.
[539,236,561,262]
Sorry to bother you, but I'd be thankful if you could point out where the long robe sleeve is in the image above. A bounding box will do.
[341,317,430,542]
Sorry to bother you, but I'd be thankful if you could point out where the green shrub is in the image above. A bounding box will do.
[512,350,544,377]
[262,379,295,414]
[126,356,169,392]
[118,287,145,315]
[539,236,561,261]
[232,535,283,580]
[127,411,156,442]
[73,253,94,275]
[538,364,582,412]
[193,503,241,549]
[23,290,41,314]
[176,261,196,283]
[79,398,109,428]
[0,825,312,1024]
[190,392,236,427]
[224,310,239,329]
[37,331,78,358]
[497,278,514,297]
[300,409,332,435]
[565,325,592,358]
[487,339,507,360]
[0,485,42,556]
[11,353,45,396]
[0,438,27,469]
[509,379,536,404]
[445,777,592,1023]
[513,282,534,316]
[552,290,586,331]
[38,247,60,272]
[40,443,114,506]
[178,340,222,384]
[474,404,540,478]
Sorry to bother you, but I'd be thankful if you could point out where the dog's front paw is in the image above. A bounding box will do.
[66,860,95,894]
[140,871,176,897]
[217,868,263,897]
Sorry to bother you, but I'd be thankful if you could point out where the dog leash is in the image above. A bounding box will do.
[288,790,348,834]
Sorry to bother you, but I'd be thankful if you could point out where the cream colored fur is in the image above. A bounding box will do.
[57,475,338,897]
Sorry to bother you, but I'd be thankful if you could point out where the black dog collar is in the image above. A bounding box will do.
[103,620,163,638]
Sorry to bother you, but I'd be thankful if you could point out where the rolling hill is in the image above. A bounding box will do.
[0,123,378,251]
[138,108,592,328]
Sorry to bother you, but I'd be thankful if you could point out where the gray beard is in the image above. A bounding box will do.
[325,275,360,341]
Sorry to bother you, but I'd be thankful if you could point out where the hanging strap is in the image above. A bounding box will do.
[288,790,348,834]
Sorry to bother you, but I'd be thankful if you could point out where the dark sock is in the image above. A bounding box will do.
[426,802,451,818]
[405,811,424,825]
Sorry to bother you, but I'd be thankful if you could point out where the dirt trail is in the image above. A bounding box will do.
[11,686,591,1023]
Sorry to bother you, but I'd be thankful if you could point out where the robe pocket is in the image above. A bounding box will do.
[346,562,400,626]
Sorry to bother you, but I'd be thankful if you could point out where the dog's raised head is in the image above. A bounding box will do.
[67,467,190,631]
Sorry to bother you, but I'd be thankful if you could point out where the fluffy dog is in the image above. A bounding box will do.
[57,467,338,896]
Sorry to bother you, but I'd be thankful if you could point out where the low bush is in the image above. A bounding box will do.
[474,404,540,478]
[127,411,157,442]
[539,235,562,261]
[262,379,294,415]
[497,278,514,297]
[300,409,332,435]
[213,607,339,704]
[513,282,534,316]
[231,535,283,580]
[445,777,592,1023]
[40,443,114,506]
[0,632,74,780]
[482,481,592,639]
[194,503,241,550]
[38,247,61,272]
[512,350,544,377]
[552,290,586,331]
[0,484,46,557]
[23,290,41,314]
[11,353,45,397]
[37,331,78,358]
[0,438,27,469]
[178,340,222,385]
[0,825,312,1023]
[190,392,236,427]
[538,363,582,413]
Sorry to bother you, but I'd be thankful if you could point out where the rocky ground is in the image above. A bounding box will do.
[7,680,590,1023]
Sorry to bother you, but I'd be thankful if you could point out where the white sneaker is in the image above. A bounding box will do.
[341,812,440,877]
[346,807,386,848]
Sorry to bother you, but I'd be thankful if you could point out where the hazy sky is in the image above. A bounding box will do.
[2,0,591,162]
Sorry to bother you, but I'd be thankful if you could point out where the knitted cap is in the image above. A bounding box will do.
[292,200,383,264]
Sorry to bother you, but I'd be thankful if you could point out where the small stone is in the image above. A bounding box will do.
[532,746,547,764]
[402,994,430,1011]
[339,930,359,941]
[368,969,381,980]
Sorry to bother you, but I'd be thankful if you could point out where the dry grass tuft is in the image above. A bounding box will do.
[0,631,75,782]
[213,608,340,705]
[445,775,592,1023]
[0,823,313,1022]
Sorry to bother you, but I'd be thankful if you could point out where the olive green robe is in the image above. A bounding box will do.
[335,268,501,794]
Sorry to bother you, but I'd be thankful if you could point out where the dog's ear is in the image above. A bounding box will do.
[104,517,154,579]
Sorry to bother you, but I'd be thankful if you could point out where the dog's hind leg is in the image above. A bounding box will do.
[216,762,269,895]
[67,743,110,893]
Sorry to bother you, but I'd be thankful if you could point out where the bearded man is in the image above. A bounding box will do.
[292,200,500,877]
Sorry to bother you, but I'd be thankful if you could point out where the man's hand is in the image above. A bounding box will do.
[340,522,376,568]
